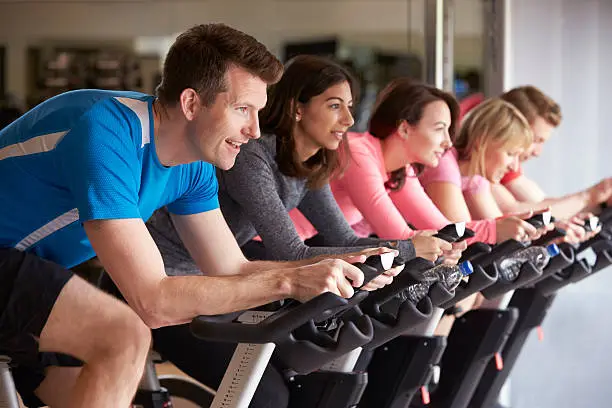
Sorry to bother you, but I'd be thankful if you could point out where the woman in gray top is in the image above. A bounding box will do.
[148,55,454,276]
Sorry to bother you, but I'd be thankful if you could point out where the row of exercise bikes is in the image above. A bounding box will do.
[2,207,612,408]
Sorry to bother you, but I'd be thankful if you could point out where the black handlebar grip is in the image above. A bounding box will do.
[364,252,395,271]
[435,222,467,243]
[532,227,567,247]
[582,216,600,233]
[190,292,350,344]
[459,242,492,264]
[454,228,476,243]
[351,252,397,288]
[470,239,527,268]
[524,211,553,229]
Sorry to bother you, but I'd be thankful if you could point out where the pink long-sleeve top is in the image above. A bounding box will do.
[418,147,491,197]
[323,132,497,244]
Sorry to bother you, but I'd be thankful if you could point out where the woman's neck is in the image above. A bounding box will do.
[292,127,321,162]
[457,156,478,178]
[380,133,411,173]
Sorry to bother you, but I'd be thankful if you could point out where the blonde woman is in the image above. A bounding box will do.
[492,87,612,242]
[420,98,543,234]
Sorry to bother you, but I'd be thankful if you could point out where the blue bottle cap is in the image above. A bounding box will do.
[546,243,560,257]
[459,260,474,276]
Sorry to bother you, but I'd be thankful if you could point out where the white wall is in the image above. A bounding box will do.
[508,2,612,407]
[0,0,485,101]
[511,0,607,195]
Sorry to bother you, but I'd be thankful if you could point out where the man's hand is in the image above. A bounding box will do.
[287,259,366,302]
[554,219,586,244]
[411,230,453,262]
[588,177,612,206]
[556,213,601,244]
[313,246,399,266]
[360,263,405,291]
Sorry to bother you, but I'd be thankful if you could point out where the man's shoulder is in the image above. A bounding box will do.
[0,90,153,147]
[38,89,152,118]
[179,160,217,184]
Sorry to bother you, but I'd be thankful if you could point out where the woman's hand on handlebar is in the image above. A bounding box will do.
[441,240,468,265]
[411,230,453,262]
[495,211,540,242]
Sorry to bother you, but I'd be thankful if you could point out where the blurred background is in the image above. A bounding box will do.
[0,1,610,407]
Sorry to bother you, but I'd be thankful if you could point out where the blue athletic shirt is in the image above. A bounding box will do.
[0,89,219,268]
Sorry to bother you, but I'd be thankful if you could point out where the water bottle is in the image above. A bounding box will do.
[401,261,474,303]
[497,243,561,282]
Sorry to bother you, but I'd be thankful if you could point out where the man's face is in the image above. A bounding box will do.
[521,116,555,162]
[185,66,268,170]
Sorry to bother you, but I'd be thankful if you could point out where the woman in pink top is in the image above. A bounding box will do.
[420,97,552,242]
[328,79,538,245]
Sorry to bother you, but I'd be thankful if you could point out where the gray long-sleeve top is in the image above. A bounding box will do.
[147,135,415,274]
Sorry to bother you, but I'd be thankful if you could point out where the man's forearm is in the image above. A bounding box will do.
[149,270,292,328]
[542,191,590,220]
[238,257,321,275]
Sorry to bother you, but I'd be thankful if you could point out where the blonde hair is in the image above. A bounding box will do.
[454,98,533,177]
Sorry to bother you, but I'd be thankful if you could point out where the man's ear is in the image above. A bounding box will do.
[179,88,201,121]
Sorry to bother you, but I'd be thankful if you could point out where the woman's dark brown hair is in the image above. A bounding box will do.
[368,78,460,191]
[259,55,358,189]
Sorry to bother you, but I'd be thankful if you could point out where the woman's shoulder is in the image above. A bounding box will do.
[419,147,461,186]
[462,174,490,195]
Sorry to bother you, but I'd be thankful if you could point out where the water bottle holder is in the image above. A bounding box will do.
[429,281,456,307]
[358,258,436,320]
[591,249,612,273]
[364,296,434,350]
[473,240,527,269]
[458,242,492,264]
[404,258,439,282]
[528,243,575,286]
[577,234,612,254]
[439,264,498,309]
[535,259,592,296]
[275,314,374,374]
[599,206,612,225]
[481,261,542,300]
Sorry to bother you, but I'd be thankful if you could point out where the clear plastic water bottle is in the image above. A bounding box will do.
[402,261,474,303]
[497,243,561,282]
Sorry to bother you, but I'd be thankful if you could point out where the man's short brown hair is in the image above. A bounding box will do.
[156,23,283,106]
[500,85,562,127]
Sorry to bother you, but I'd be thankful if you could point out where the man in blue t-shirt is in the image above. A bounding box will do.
[0,24,377,407]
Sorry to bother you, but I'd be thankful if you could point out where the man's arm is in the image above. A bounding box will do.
[490,182,545,214]
[86,216,366,329]
[505,175,546,202]
[85,218,298,328]
[494,175,609,219]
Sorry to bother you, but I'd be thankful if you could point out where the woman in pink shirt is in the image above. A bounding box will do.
[326,79,539,245]
[421,98,551,231]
